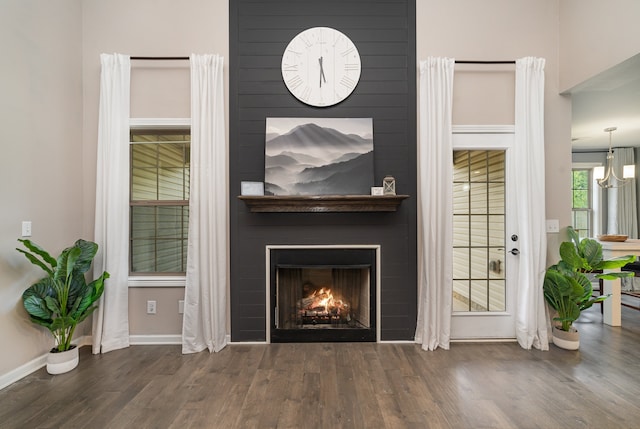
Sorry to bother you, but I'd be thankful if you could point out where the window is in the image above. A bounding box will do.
[130,129,190,274]
[452,150,506,312]
[571,169,592,240]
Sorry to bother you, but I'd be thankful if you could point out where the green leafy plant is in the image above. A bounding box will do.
[543,227,635,332]
[17,239,109,352]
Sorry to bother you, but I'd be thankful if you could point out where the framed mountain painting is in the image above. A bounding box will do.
[264,118,374,196]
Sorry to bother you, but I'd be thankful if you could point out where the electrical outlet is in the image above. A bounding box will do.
[546,219,560,233]
[147,300,157,314]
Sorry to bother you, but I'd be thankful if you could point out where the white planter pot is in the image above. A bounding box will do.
[46,345,79,375]
[552,326,580,350]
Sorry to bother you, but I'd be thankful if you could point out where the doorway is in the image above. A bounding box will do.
[450,131,518,340]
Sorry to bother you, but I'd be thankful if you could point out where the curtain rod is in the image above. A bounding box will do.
[573,149,613,154]
[131,56,189,60]
[130,58,514,63]
[455,60,515,64]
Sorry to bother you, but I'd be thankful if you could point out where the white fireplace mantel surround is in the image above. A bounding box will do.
[265,244,381,343]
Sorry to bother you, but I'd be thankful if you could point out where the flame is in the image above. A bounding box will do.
[302,287,348,316]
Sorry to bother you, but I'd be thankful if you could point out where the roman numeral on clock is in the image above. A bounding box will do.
[340,75,356,90]
[299,86,311,102]
[286,75,303,90]
[341,47,355,57]
[300,34,312,48]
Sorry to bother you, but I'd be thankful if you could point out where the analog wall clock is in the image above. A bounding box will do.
[281,27,361,107]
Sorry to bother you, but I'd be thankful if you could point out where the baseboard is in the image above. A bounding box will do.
[128,334,233,347]
[451,338,517,343]
[0,335,91,391]
[76,335,93,348]
[0,353,47,391]
[129,334,182,345]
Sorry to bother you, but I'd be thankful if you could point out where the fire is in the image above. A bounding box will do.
[298,287,349,319]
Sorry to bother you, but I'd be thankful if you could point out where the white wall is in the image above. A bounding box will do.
[81,0,229,337]
[417,0,573,258]
[559,0,640,92]
[0,0,84,378]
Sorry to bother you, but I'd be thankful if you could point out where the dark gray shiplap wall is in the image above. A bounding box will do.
[229,0,417,341]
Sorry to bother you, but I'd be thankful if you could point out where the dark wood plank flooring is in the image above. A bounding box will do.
[2,306,640,428]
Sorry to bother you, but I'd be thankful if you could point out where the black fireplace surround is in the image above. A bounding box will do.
[269,248,377,342]
[230,0,417,342]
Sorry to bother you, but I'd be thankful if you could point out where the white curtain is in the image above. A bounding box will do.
[415,57,455,351]
[182,54,228,354]
[607,147,638,237]
[513,57,549,350]
[93,53,131,354]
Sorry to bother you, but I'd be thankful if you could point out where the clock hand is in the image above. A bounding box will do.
[319,56,327,87]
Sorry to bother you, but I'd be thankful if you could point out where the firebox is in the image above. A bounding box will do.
[268,246,378,342]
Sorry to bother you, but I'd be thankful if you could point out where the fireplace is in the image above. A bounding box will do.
[267,246,379,342]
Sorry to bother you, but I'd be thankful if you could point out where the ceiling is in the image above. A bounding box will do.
[571,53,640,151]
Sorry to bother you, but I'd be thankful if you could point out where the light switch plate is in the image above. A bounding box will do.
[21,221,32,237]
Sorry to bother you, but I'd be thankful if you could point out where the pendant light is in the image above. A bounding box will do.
[593,127,635,188]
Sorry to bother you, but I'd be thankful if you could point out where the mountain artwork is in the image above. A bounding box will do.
[265,118,374,196]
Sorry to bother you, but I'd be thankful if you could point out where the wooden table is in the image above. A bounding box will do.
[599,239,640,326]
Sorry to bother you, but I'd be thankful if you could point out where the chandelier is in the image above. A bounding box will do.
[593,127,635,188]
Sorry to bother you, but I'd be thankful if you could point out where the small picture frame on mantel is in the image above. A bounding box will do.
[371,187,384,196]
[241,181,265,196]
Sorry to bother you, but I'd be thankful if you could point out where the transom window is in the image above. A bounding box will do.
[130,130,190,274]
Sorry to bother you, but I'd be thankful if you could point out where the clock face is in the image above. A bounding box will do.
[281,27,361,107]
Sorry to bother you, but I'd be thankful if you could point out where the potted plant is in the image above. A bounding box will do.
[543,227,634,350]
[17,238,109,374]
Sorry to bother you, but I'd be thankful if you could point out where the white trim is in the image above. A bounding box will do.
[76,335,93,348]
[129,334,182,345]
[0,353,47,391]
[265,244,382,343]
[451,338,517,343]
[129,118,190,129]
[128,334,234,346]
[572,162,603,169]
[450,133,519,339]
[452,311,512,317]
[128,276,186,288]
[0,335,92,391]
[453,125,515,134]
[453,132,515,150]
[127,120,190,286]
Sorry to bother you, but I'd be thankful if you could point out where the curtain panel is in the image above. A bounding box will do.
[182,54,228,354]
[93,53,131,354]
[415,57,455,351]
[608,147,638,237]
[514,57,549,350]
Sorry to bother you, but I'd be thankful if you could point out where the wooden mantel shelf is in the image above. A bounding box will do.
[238,195,409,213]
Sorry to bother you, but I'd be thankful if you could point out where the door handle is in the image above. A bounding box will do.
[509,248,520,256]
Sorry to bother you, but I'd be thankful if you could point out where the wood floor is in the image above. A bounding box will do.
[2,306,640,429]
